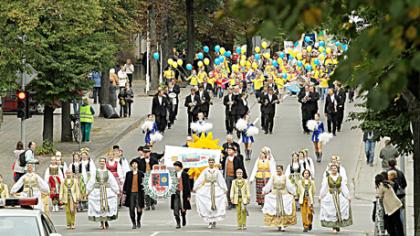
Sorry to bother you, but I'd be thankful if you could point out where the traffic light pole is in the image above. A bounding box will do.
[21,76,26,145]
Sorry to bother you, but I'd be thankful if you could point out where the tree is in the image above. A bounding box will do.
[229,0,420,234]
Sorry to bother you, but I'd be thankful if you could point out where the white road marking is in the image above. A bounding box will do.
[150,231,160,236]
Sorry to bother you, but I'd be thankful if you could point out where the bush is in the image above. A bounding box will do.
[35,140,56,156]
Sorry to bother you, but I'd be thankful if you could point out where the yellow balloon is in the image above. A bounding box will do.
[297,53,302,60]
[240,60,246,67]
[263,52,270,59]
[246,61,251,68]
[326,47,332,54]
[204,58,210,65]
[306,46,312,52]
[198,61,203,67]
[277,58,282,64]
[287,48,293,54]
[252,62,258,69]
[220,47,226,55]
[241,45,247,54]
[262,41,268,49]
[255,46,261,53]
[319,46,325,52]
[232,64,239,72]
[177,59,183,66]
[241,55,247,61]
[172,62,178,68]
[168,58,174,65]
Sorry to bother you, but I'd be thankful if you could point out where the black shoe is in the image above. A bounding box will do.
[176,224,181,229]
[151,205,156,210]
[269,131,272,134]
[182,215,186,226]
[137,221,141,228]
[309,225,312,231]
[132,225,136,229]
[145,207,150,211]
[264,131,268,134]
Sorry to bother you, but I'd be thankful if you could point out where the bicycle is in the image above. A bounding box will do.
[70,114,81,143]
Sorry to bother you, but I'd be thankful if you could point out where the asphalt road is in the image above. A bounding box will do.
[52,92,374,236]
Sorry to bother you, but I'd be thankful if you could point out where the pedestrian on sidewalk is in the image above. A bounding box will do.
[375,173,404,236]
[379,137,399,169]
[12,141,25,182]
[123,160,144,229]
[124,59,135,87]
[59,170,81,230]
[118,83,129,118]
[230,169,250,230]
[118,63,128,92]
[363,130,377,166]
[387,159,407,192]
[109,68,119,108]
[90,70,101,104]
[171,161,191,229]
[80,98,95,143]
[297,169,316,232]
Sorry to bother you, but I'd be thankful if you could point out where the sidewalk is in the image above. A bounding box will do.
[0,80,151,185]
[354,139,414,236]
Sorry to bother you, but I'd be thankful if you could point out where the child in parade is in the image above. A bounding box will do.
[80,148,95,210]
[171,161,191,229]
[286,152,302,211]
[123,160,145,229]
[319,163,352,233]
[230,169,250,230]
[105,150,125,206]
[307,113,325,162]
[301,149,315,177]
[190,112,213,137]
[0,174,9,199]
[262,165,297,232]
[55,151,68,174]
[193,157,228,229]
[60,170,81,230]
[142,114,159,145]
[235,114,258,161]
[69,152,87,212]
[298,169,316,232]
[44,156,64,212]
[249,147,276,207]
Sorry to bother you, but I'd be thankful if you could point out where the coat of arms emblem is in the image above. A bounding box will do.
[144,165,177,200]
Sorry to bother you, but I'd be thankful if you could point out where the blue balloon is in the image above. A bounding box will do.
[153,52,159,60]
[214,45,221,53]
[335,41,341,47]
[279,52,285,59]
[319,41,325,47]
[224,51,231,57]
[305,36,311,43]
[342,44,348,51]
[203,46,209,53]
[305,65,312,71]
[314,58,320,65]
[273,60,279,67]
[236,47,241,54]
[254,54,260,60]
[282,73,287,79]
[197,52,204,60]
[214,58,221,65]
[186,64,193,71]
[297,61,303,67]
[219,56,225,63]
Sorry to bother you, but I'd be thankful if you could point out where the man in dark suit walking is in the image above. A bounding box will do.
[324,88,341,136]
[334,81,346,132]
[167,80,181,129]
[298,85,317,134]
[123,160,145,229]
[223,87,237,134]
[171,161,191,229]
[184,87,201,135]
[198,85,211,118]
[260,87,280,134]
[152,88,170,133]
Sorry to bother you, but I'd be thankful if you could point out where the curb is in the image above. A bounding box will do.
[352,141,364,199]
[91,115,147,159]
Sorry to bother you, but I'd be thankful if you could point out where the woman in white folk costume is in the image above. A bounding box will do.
[319,163,352,233]
[69,152,87,211]
[236,114,259,161]
[190,112,213,137]
[105,150,124,206]
[59,170,81,229]
[55,151,68,174]
[249,147,276,207]
[80,148,96,210]
[86,157,119,230]
[285,152,302,210]
[0,174,9,199]
[262,165,297,232]
[11,163,49,210]
[301,149,315,177]
[113,147,130,177]
[193,157,228,229]
[297,169,316,232]
[324,155,348,184]
[44,156,64,212]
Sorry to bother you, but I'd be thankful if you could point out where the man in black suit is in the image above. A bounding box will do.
[258,86,269,132]
[298,85,318,134]
[171,161,191,229]
[220,144,247,209]
[184,87,200,135]
[137,145,163,210]
[167,79,181,129]
[198,84,211,118]
[123,160,145,229]
[307,85,320,119]
[324,88,341,136]
[223,87,237,134]
[260,87,280,134]
[334,81,346,132]
[152,88,170,133]
[222,134,241,156]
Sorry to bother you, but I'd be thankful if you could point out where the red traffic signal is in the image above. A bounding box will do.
[17,91,27,100]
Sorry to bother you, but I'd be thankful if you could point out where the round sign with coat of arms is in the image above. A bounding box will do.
[144,165,178,200]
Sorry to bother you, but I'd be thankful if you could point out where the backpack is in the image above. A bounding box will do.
[19,150,30,167]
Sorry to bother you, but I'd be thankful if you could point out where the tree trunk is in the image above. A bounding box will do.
[186,0,194,63]
[42,105,54,142]
[246,32,253,58]
[413,116,420,236]
[61,101,72,142]
[99,69,110,117]
[149,3,159,91]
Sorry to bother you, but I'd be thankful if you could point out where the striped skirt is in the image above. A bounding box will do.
[256,177,270,204]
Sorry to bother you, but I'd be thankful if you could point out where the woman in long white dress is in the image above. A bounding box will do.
[11,163,49,210]
[193,158,228,229]
[319,163,352,233]
[262,164,297,232]
[323,155,348,184]
[80,149,96,210]
[86,157,119,230]
[249,147,276,207]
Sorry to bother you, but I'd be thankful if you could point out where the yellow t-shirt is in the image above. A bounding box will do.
[319,78,329,88]
[188,75,198,86]
[198,71,207,84]
[164,69,175,79]
[253,76,264,90]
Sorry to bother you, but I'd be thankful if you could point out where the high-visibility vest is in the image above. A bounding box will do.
[80,105,93,123]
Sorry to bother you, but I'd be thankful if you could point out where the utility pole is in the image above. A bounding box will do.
[20,73,26,146]
[159,43,163,85]
[400,154,406,235]
[146,9,150,94]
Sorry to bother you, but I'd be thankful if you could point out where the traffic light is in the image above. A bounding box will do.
[16,90,28,119]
